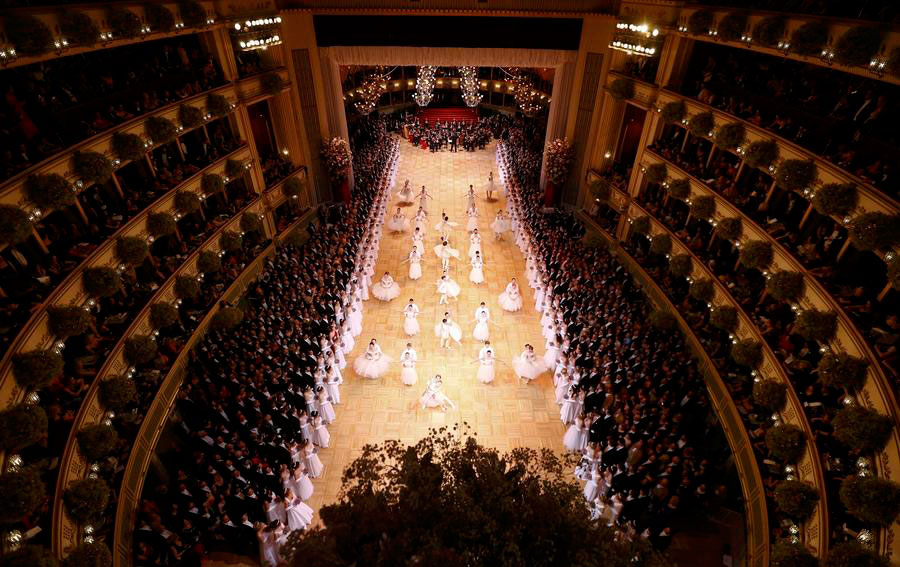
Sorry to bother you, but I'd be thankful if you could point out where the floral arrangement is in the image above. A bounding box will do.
[211,306,244,330]
[631,216,650,235]
[0,545,57,567]
[793,308,837,342]
[752,16,786,47]
[765,424,806,463]
[690,195,716,220]
[791,21,829,56]
[241,211,263,234]
[107,7,141,39]
[826,540,889,567]
[772,541,817,567]
[687,10,713,35]
[709,305,738,332]
[690,278,715,302]
[147,211,177,237]
[149,302,180,329]
[82,267,122,298]
[116,236,149,266]
[660,101,685,124]
[645,163,667,184]
[608,77,635,101]
[849,212,900,252]
[753,379,787,411]
[688,112,715,139]
[812,183,857,216]
[60,11,100,47]
[590,179,610,202]
[6,14,53,56]
[544,138,575,186]
[744,139,779,169]
[145,116,177,145]
[667,178,691,200]
[715,122,745,149]
[833,405,893,454]
[99,376,137,411]
[12,349,64,389]
[321,137,353,183]
[284,176,303,200]
[669,254,693,277]
[649,233,672,255]
[201,173,225,195]
[0,467,45,524]
[0,205,33,245]
[144,3,175,32]
[774,479,819,520]
[840,476,900,526]
[179,104,204,128]
[738,240,773,271]
[62,542,113,567]
[112,132,146,162]
[716,217,742,241]
[179,0,208,27]
[775,159,817,192]
[834,26,883,67]
[174,191,201,214]
[73,151,114,186]
[63,477,109,523]
[818,352,869,392]
[174,275,201,299]
[225,159,245,179]
[766,271,805,302]
[47,306,91,338]
[731,338,762,367]
[717,11,747,42]
[25,173,74,210]
[0,403,47,452]
[124,335,158,365]
[207,93,231,117]
[197,250,222,273]
[76,423,118,462]
[220,231,243,252]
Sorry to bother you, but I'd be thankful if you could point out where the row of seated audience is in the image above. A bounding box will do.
[1,34,226,181]
[678,42,897,198]
[0,120,241,354]
[498,134,739,553]
[133,116,398,566]
[648,130,898,381]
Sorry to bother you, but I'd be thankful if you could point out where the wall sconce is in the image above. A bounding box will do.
[0,47,17,66]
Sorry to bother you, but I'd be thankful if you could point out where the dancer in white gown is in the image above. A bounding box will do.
[417,185,432,213]
[562,415,589,452]
[465,204,479,232]
[476,341,496,384]
[433,239,460,271]
[484,171,495,200]
[399,343,418,386]
[387,207,410,233]
[412,226,425,250]
[353,338,391,379]
[397,179,413,204]
[491,210,509,240]
[436,272,461,305]
[284,489,314,531]
[435,213,458,239]
[303,441,324,478]
[468,229,482,259]
[466,184,477,209]
[499,277,524,312]
[371,271,401,302]
[473,302,491,342]
[403,299,420,336]
[469,251,485,284]
[435,311,463,348]
[513,344,545,381]
[420,374,456,410]
[404,245,423,280]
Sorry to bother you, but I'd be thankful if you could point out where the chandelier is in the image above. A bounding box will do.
[353,68,388,115]
[413,66,436,107]
[459,66,482,108]
[512,73,543,117]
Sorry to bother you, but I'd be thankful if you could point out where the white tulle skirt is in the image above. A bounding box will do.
[499,290,523,312]
[473,321,489,342]
[469,265,484,284]
[469,242,481,258]
[563,426,588,452]
[387,216,410,232]
[305,452,324,478]
[353,354,392,379]
[466,217,478,232]
[295,474,314,501]
[401,366,417,386]
[409,260,422,280]
[434,321,463,342]
[544,347,560,371]
[398,187,413,204]
[404,316,420,336]
[513,355,544,380]
[491,218,509,234]
[372,281,401,301]
[439,280,461,298]
[420,389,451,408]
[478,361,495,384]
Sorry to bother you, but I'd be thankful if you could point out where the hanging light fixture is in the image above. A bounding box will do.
[353,67,389,115]
[459,66,482,108]
[513,72,543,117]
[413,65,436,107]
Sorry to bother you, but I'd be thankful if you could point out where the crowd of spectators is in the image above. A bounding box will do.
[262,154,296,188]
[1,35,226,181]
[678,42,897,198]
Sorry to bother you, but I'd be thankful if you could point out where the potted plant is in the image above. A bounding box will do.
[261,71,287,95]
[833,405,893,454]
[774,479,819,520]
[179,0,208,27]
[124,335,158,365]
[753,379,787,412]
[47,306,91,338]
[667,178,691,200]
[0,403,47,452]
[207,93,231,117]
[60,11,99,47]
[687,10,713,35]
[834,26,884,67]
[669,254,692,278]
[660,101,685,124]
[115,236,149,266]
[63,541,112,567]
[202,173,225,195]
[766,424,807,462]
[793,308,837,342]
[544,138,575,186]
[731,338,762,367]
[0,205,33,245]
[147,211,177,237]
[178,104,204,129]
[63,477,109,524]
[744,139,779,169]
[144,3,175,32]
[111,132,146,162]
[840,476,900,525]
[6,14,53,56]
[591,179,611,203]
[107,7,141,39]
[690,278,715,302]
[197,250,222,273]
[649,233,672,255]
[12,349,64,389]
[240,212,263,234]
[818,352,869,392]
[752,16,786,47]
[225,158,244,179]
[99,376,137,412]
[825,541,888,567]
[649,310,677,330]
[775,159,817,192]
[790,21,829,56]
[738,240,773,271]
[321,137,353,185]
[149,302,179,329]
[174,275,201,299]
[766,271,805,303]
[210,306,244,330]
[0,544,58,567]
[645,163,667,184]
[715,217,742,241]
[220,231,243,252]
[174,191,201,214]
[82,267,122,298]
[76,423,118,462]
[608,77,635,101]
[772,540,817,567]
[631,216,650,235]
[812,183,857,216]
[688,112,715,139]
[0,467,46,524]
[284,177,303,200]
[714,122,745,150]
[145,115,178,145]
[25,173,74,210]
[849,212,900,252]
[709,305,738,332]
[690,195,716,220]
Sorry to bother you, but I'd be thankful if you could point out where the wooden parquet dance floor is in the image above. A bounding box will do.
[306,139,565,516]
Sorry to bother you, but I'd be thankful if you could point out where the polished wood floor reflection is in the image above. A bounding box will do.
[306,139,565,515]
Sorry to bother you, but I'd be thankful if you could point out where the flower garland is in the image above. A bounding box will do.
[544,138,575,186]
[321,137,353,183]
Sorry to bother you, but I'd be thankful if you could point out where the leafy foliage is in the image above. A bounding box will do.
[0,467,46,524]
[833,405,893,454]
[688,111,715,138]
[714,122,745,149]
[766,271,805,302]
[63,478,109,523]
[752,16,786,47]
[753,379,787,412]
[73,151,114,186]
[709,305,738,332]
[834,26,883,67]
[668,254,692,277]
[82,267,122,298]
[111,132,146,162]
[220,230,243,252]
[147,211,177,237]
[47,306,91,338]
[743,139,779,169]
[202,173,225,194]
[690,278,715,302]
[840,476,900,525]
[207,93,231,117]
[225,158,244,179]
[26,173,74,210]
[667,178,690,200]
[174,191,201,214]
[649,233,672,255]
[775,159,817,192]
[178,104,204,128]
[284,176,303,199]
[0,403,47,452]
[76,423,118,462]
[738,240,773,271]
[179,1,208,27]
[717,11,748,42]
[115,236,149,266]
[0,544,58,567]
[849,212,900,252]
[62,542,112,567]
[150,302,180,329]
[608,77,635,101]
[12,349,64,389]
[774,480,819,520]
[144,3,175,32]
[0,205,33,245]
[716,217,742,241]
[825,541,888,567]
[812,183,857,216]
[765,424,806,463]
[660,101,685,124]
[6,14,53,56]
[174,275,201,299]
[107,7,141,39]
[99,376,136,412]
[241,212,263,234]
[124,335,158,365]
[197,250,222,273]
[690,195,715,220]
[731,338,762,368]
[818,352,869,392]
[790,21,829,56]
[645,163,667,184]
[631,216,650,235]
[145,115,177,144]
[60,11,99,47]
[687,10,713,35]
[792,309,837,342]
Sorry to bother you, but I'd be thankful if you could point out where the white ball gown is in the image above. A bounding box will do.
[387,212,410,233]
[491,213,509,236]
[513,348,545,381]
[469,256,485,284]
[399,348,418,386]
[353,342,392,379]
[304,445,324,478]
[468,233,482,259]
[434,318,463,343]
[371,274,401,301]
[285,497,314,531]
[420,377,454,409]
[437,276,461,299]
[466,207,478,232]
[477,346,496,384]
[473,307,490,342]
[562,420,588,452]
[397,182,413,204]
[403,303,420,336]
[408,249,422,280]
[498,281,523,312]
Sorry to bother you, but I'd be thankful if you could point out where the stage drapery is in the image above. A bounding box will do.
[318,46,576,68]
